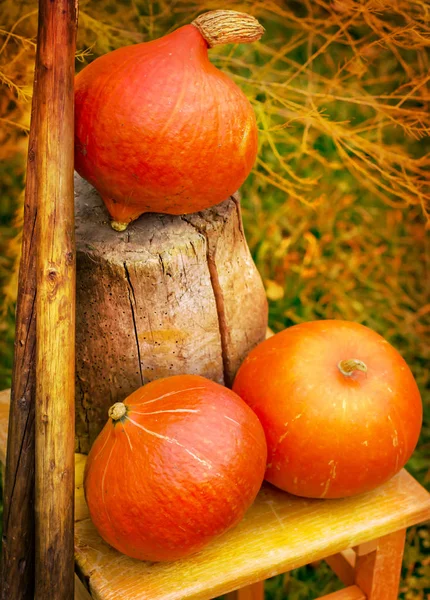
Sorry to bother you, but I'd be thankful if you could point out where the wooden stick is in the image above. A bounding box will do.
[0,56,39,600]
[34,0,77,597]
[325,549,356,586]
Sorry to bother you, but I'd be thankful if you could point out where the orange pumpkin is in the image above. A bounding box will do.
[233,320,422,499]
[84,374,267,561]
[74,10,264,231]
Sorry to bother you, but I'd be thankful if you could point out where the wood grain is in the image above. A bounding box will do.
[354,529,406,599]
[0,403,89,600]
[319,586,365,600]
[0,33,38,598]
[0,390,11,465]
[34,0,77,597]
[73,457,430,600]
[0,394,429,600]
[74,575,92,600]
[325,549,355,585]
[74,175,268,453]
[354,539,378,556]
[225,581,264,600]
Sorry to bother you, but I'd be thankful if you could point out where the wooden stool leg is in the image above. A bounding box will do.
[325,549,356,585]
[354,529,406,599]
[225,529,405,600]
[225,581,265,600]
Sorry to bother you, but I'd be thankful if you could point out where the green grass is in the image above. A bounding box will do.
[0,157,23,391]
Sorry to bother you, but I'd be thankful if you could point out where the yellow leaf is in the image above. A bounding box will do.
[265,279,285,301]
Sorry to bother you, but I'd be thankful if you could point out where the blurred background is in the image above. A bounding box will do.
[0,0,428,597]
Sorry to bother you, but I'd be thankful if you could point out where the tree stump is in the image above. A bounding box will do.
[75,174,268,453]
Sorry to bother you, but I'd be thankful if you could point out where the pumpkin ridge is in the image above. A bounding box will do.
[128,408,200,416]
[101,436,117,530]
[84,375,268,561]
[156,63,190,140]
[74,12,261,228]
[128,386,206,407]
[125,415,214,470]
[121,422,133,452]
[91,427,113,463]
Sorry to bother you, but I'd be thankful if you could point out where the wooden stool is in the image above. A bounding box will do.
[1,390,429,600]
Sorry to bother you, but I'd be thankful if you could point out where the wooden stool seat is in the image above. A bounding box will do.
[1,390,429,600]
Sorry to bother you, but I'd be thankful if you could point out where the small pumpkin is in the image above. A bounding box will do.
[84,374,267,561]
[74,10,264,231]
[233,320,422,499]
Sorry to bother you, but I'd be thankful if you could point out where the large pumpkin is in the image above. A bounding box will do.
[84,374,267,561]
[233,320,422,499]
[74,10,264,231]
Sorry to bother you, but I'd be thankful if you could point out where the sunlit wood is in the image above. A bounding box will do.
[325,549,356,585]
[0,392,428,600]
[319,586,365,600]
[74,576,92,600]
[33,0,77,596]
[354,529,406,599]
[225,581,264,600]
[73,455,429,600]
[0,25,39,600]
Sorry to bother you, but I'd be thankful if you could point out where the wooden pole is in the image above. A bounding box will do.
[0,57,38,600]
[34,0,77,597]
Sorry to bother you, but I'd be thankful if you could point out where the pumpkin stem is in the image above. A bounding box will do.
[109,402,127,421]
[111,220,129,232]
[191,10,264,48]
[338,359,368,377]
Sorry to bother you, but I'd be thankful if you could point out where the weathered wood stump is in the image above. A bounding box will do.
[75,174,268,453]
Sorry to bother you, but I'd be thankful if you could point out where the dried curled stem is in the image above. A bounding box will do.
[338,359,368,377]
[192,10,264,48]
[111,220,128,232]
[109,402,127,421]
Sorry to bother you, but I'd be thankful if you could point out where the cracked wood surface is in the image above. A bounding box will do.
[0,18,39,597]
[75,174,268,453]
[1,111,37,600]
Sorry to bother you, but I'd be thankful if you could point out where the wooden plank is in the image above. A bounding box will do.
[34,0,77,597]
[0,31,38,595]
[0,390,11,465]
[325,549,355,585]
[354,540,377,556]
[355,529,405,599]
[74,458,430,600]
[75,575,92,600]
[320,586,365,600]
[225,581,264,600]
[75,453,89,522]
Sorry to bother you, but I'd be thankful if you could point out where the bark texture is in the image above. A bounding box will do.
[75,174,268,453]
[1,76,37,600]
[34,0,77,597]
